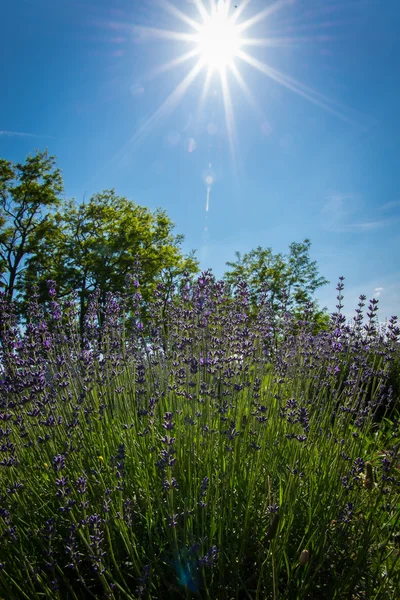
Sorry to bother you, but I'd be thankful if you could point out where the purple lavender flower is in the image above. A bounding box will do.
[338,502,354,524]
[75,475,87,495]
[161,435,176,445]
[47,280,57,299]
[198,545,219,568]
[168,514,179,527]
[53,454,65,472]
[136,564,150,598]
[87,514,106,574]
[159,448,176,467]
[200,476,209,496]
[164,477,179,491]
[162,412,175,431]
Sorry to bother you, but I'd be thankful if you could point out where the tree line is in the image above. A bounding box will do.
[0,150,328,331]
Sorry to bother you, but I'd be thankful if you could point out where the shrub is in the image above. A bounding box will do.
[0,274,399,599]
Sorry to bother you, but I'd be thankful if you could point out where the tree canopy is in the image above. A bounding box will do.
[22,189,198,299]
[0,151,199,328]
[224,239,329,316]
[0,150,63,301]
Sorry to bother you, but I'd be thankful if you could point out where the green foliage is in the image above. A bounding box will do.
[290,303,331,335]
[0,151,198,327]
[20,189,199,327]
[0,150,63,301]
[224,239,329,318]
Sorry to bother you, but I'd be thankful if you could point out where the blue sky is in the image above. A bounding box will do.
[1,0,399,319]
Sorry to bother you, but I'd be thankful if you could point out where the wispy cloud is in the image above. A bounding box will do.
[374,287,384,297]
[0,130,55,139]
[379,200,400,212]
[345,219,394,232]
[321,191,399,232]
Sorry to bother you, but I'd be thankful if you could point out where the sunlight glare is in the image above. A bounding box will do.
[106,0,355,170]
[196,1,241,70]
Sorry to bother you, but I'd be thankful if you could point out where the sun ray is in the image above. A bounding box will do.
[220,67,237,162]
[131,24,196,43]
[241,35,332,48]
[229,61,262,119]
[236,0,289,34]
[146,49,199,81]
[134,62,203,140]
[113,62,203,163]
[230,0,252,24]
[197,68,213,116]
[236,49,355,123]
[193,0,210,23]
[210,0,218,13]
[162,0,203,32]
[237,49,338,108]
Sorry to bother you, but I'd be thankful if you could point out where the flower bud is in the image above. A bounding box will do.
[299,549,310,566]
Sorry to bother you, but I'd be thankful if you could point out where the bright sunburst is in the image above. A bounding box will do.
[195,1,242,70]
[117,0,351,160]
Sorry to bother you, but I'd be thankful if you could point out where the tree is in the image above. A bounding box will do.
[0,150,63,302]
[224,239,328,317]
[20,189,199,330]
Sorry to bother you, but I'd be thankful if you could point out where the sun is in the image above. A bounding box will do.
[195,1,242,71]
[113,0,349,162]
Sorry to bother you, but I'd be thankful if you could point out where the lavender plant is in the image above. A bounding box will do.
[0,275,399,599]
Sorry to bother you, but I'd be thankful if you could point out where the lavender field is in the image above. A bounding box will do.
[0,273,399,599]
